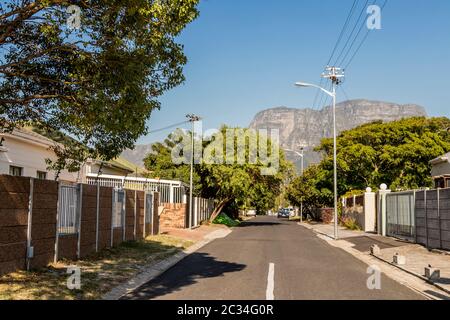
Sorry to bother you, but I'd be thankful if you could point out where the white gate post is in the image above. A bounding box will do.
[378,183,390,236]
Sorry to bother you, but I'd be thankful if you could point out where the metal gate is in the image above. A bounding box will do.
[144,192,154,237]
[57,184,80,235]
[386,191,415,241]
[112,188,125,228]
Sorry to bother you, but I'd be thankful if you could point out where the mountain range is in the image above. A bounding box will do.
[121,99,427,170]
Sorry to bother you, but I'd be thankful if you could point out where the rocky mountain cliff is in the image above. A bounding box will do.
[249,99,427,170]
[122,99,427,170]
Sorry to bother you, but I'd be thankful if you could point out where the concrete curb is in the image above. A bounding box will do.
[298,222,450,300]
[101,228,232,300]
[370,253,450,295]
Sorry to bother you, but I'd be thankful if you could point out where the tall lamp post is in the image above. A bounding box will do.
[284,148,304,222]
[295,67,344,240]
[186,114,201,229]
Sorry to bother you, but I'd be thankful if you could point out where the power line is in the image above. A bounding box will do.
[333,0,370,66]
[338,0,379,67]
[312,0,359,110]
[148,120,190,134]
[344,0,388,70]
[326,0,359,66]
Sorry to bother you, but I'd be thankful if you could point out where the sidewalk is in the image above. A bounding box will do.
[103,224,232,300]
[299,221,450,297]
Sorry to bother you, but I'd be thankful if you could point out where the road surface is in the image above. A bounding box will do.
[123,216,424,300]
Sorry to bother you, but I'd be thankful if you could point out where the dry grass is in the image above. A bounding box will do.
[0,235,193,300]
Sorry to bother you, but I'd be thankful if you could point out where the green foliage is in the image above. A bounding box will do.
[144,126,294,219]
[143,129,201,191]
[1,0,200,170]
[213,213,240,227]
[341,217,361,231]
[287,117,450,210]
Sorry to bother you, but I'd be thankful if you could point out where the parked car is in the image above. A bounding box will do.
[277,209,290,218]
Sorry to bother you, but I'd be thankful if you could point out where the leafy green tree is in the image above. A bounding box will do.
[1,0,199,169]
[143,129,201,192]
[144,126,293,221]
[287,117,450,211]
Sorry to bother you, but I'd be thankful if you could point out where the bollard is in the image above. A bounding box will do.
[425,266,440,281]
[393,253,406,265]
[370,244,381,256]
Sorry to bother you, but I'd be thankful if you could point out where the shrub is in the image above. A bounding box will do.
[213,213,240,227]
[341,217,361,231]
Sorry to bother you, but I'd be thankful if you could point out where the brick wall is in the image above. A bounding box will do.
[160,203,187,229]
[97,186,113,251]
[0,175,29,274]
[25,179,57,270]
[0,174,161,275]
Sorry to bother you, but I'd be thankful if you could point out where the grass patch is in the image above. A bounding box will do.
[0,235,193,300]
[213,213,240,227]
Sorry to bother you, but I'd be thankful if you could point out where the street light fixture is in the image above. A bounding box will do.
[284,147,305,222]
[295,67,344,240]
[186,114,201,229]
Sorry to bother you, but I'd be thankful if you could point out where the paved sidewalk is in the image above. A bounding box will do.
[160,224,229,242]
[299,221,366,239]
[299,221,450,296]
[102,225,232,300]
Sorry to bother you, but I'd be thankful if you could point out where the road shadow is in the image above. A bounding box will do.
[122,252,246,300]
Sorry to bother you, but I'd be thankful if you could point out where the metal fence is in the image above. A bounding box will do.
[192,197,215,227]
[112,188,125,228]
[86,174,185,204]
[386,191,416,242]
[57,184,80,235]
[145,192,154,224]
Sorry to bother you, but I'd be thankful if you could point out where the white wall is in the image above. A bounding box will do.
[0,135,78,182]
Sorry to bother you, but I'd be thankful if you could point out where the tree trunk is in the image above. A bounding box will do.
[209,199,231,223]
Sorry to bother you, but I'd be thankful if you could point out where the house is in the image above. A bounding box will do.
[0,127,143,182]
[430,152,450,188]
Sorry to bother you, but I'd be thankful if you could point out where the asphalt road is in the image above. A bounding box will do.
[123,216,424,300]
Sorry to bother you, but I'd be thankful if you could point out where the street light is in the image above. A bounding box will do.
[295,67,344,240]
[186,114,201,229]
[284,147,305,222]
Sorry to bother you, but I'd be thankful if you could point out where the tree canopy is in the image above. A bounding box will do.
[1,0,199,170]
[144,126,294,220]
[287,117,450,212]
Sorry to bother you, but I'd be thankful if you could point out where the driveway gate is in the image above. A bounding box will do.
[386,191,416,241]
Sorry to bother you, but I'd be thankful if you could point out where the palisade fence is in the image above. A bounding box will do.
[191,197,215,227]
[85,173,186,204]
[0,174,160,275]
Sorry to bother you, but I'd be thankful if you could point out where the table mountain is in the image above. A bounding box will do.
[249,99,427,170]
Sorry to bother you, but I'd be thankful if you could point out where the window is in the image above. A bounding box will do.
[9,166,22,176]
[446,179,450,189]
[37,171,47,180]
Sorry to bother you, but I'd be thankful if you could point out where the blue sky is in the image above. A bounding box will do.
[138,0,450,144]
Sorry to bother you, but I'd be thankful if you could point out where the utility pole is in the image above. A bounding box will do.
[321,66,344,240]
[300,146,304,223]
[186,114,201,229]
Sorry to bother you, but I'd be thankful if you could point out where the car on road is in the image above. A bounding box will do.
[277,209,290,218]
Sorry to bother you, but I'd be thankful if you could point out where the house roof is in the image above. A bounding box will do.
[430,152,450,165]
[2,126,145,174]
